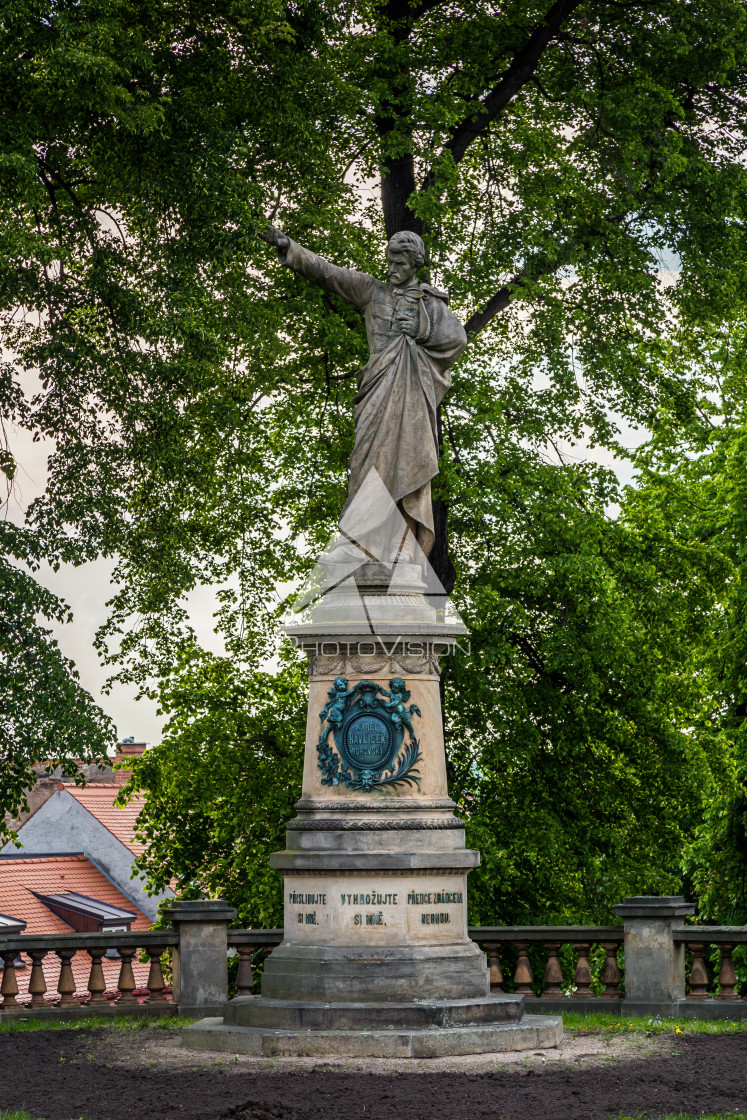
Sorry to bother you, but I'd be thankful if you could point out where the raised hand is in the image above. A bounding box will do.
[260,225,290,252]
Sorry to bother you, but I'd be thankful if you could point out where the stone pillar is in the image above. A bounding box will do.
[261,562,489,1003]
[164,900,236,1016]
[613,895,695,1016]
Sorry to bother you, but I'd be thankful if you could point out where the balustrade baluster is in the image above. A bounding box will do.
[55,949,77,1007]
[145,947,167,1003]
[513,942,534,996]
[484,943,503,993]
[541,942,564,996]
[115,947,138,1004]
[235,946,255,997]
[571,942,594,998]
[1,950,20,1009]
[28,950,48,1008]
[716,944,739,1001]
[601,941,623,998]
[86,949,107,1006]
[688,943,709,999]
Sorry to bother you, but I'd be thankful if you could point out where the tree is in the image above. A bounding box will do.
[4,0,747,914]
[0,525,114,841]
[620,321,747,923]
[118,652,305,927]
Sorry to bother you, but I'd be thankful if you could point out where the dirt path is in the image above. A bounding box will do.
[1,1026,746,1120]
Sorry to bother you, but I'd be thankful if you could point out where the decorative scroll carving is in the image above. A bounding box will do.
[310,652,440,678]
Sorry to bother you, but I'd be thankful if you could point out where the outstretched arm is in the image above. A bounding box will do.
[261,226,376,312]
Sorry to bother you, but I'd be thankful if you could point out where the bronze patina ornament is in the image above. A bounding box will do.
[317,676,422,792]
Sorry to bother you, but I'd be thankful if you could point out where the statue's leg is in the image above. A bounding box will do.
[396,502,420,561]
[398,483,435,560]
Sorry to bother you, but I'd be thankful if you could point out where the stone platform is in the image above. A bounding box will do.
[185,995,563,1058]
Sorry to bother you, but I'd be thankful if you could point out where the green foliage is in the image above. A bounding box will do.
[0,1015,191,1033]
[0,523,113,842]
[446,443,729,920]
[4,0,747,913]
[118,652,306,927]
[563,1012,747,1035]
[619,321,747,923]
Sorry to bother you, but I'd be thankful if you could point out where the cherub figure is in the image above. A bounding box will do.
[319,676,355,738]
[381,677,421,740]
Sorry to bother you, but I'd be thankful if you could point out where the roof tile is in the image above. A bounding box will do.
[0,855,153,1001]
[64,785,145,855]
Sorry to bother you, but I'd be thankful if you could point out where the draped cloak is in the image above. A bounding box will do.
[279,238,468,557]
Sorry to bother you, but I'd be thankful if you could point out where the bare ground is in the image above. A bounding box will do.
[0,1025,745,1120]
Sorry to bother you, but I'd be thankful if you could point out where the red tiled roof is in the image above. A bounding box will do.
[0,855,152,1001]
[64,784,145,856]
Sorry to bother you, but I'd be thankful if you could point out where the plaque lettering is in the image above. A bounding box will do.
[407,891,462,905]
[296,911,318,925]
[341,893,398,906]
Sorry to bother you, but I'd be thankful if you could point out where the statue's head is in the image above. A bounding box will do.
[333,676,348,692]
[389,676,406,694]
[386,231,425,286]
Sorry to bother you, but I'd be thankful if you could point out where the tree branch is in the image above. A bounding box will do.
[464,232,598,336]
[464,282,516,336]
[422,0,584,187]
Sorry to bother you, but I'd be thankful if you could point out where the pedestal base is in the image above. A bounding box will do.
[261,940,489,1002]
[183,995,563,1058]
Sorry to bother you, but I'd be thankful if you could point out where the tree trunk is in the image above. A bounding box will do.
[381,159,454,593]
[381,155,421,240]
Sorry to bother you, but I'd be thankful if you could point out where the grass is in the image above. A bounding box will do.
[562,1011,747,1036]
[0,1014,194,1033]
[0,1114,85,1120]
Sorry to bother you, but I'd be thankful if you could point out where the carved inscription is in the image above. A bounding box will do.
[407,891,462,905]
[288,891,327,928]
[341,891,398,930]
[341,893,398,906]
[408,889,462,927]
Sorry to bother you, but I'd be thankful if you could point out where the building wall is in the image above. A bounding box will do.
[0,790,173,921]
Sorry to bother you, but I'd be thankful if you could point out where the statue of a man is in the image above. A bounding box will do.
[263,228,467,560]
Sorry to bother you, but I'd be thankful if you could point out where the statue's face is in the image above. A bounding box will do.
[386,244,417,287]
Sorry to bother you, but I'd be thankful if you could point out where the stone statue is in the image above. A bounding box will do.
[262,228,467,561]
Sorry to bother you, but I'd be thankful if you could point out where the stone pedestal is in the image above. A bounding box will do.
[262,563,487,1004]
[164,900,237,1017]
[613,895,696,1016]
[185,564,562,1056]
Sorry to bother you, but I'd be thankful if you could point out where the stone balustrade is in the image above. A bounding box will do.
[228,929,283,997]
[469,925,624,1004]
[0,930,178,1017]
[2,898,747,1022]
[672,926,747,1005]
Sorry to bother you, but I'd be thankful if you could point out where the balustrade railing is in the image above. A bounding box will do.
[3,906,747,1020]
[672,926,747,1002]
[0,931,177,1013]
[469,926,624,1000]
[227,929,283,996]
